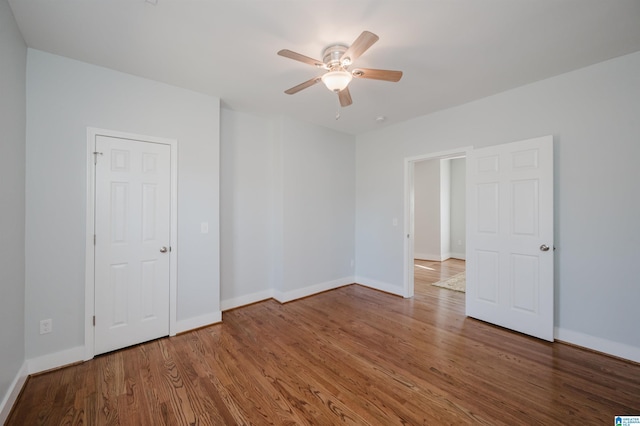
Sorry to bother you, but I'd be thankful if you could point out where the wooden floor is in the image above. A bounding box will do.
[8,259,640,425]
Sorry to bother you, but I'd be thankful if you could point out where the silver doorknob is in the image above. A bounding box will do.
[540,244,550,252]
[160,246,168,253]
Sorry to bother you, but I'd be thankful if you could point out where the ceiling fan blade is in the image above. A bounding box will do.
[338,87,353,107]
[278,49,324,68]
[351,68,403,82]
[284,77,322,95]
[341,31,379,64]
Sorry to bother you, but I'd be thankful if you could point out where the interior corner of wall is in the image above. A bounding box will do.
[26,346,85,376]
[0,361,29,425]
[174,311,222,335]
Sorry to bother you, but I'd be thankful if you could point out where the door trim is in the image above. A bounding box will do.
[84,127,178,361]
[403,146,472,298]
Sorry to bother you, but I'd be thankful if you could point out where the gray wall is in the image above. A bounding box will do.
[439,159,450,257]
[449,158,466,259]
[355,51,640,360]
[280,117,355,295]
[220,110,356,307]
[220,109,276,304]
[0,0,26,411]
[25,49,221,359]
[414,159,442,260]
[414,158,462,261]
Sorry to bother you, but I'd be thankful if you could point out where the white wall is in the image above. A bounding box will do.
[414,160,441,260]
[0,0,27,419]
[355,51,640,361]
[450,158,466,259]
[25,49,221,362]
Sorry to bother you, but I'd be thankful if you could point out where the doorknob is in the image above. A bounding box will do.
[160,246,168,253]
[540,244,550,252]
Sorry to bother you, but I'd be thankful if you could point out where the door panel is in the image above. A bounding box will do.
[94,135,171,355]
[466,135,554,341]
[476,250,499,303]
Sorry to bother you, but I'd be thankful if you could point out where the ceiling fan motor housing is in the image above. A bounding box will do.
[322,44,349,70]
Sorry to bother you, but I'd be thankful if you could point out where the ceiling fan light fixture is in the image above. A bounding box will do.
[279,31,401,107]
[321,70,352,92]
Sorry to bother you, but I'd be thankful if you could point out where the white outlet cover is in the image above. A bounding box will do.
[201,222,209,234]
[39,319,52,334]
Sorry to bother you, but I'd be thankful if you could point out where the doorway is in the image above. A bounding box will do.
[414,156,466,294]
[84,128,179,360]
[403,147,471,298]
[405,137,554,341]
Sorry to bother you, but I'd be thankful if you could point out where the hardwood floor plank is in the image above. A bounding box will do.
[278,298,485,424]
[7,259,640,425]
[195,327,309,425]
[222,305,371,425]
[243,304,399,425]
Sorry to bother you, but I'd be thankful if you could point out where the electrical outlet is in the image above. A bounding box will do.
[40,319,52,335]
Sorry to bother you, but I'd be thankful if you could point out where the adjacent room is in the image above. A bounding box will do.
[413,156,467,295]
[2,0,640,424]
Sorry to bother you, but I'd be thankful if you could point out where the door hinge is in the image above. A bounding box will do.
[92,151,103,165]
[93,234,96,245]
[93,316,95,326]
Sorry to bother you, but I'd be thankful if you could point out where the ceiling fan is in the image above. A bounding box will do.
[278,31,403,107]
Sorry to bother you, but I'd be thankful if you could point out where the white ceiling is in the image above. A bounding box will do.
[8,0,640,135]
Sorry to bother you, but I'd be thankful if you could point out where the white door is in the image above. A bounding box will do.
[94,135,171,355]
[466,135,554,341]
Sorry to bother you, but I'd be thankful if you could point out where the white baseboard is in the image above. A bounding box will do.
[554,327,640,363]
[414,252,442,261]
[273,276,354,304]
[174,311,222,335]
[414,252,466,261]
[22,312,221,375]
[221,289,275,311]
[0,362,28,424]
[27,346,85,375]
[355,276,405,297]
[222,277,355,309]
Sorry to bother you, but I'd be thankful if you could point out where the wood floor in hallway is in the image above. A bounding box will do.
[7,259,640,425]
[414,257,466,287]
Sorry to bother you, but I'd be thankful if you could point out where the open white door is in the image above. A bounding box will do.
[94,135,171,355]
[466,135,554,341]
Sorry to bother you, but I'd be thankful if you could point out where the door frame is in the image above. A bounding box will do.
[403,146,472,298]
[84,127,178,361]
